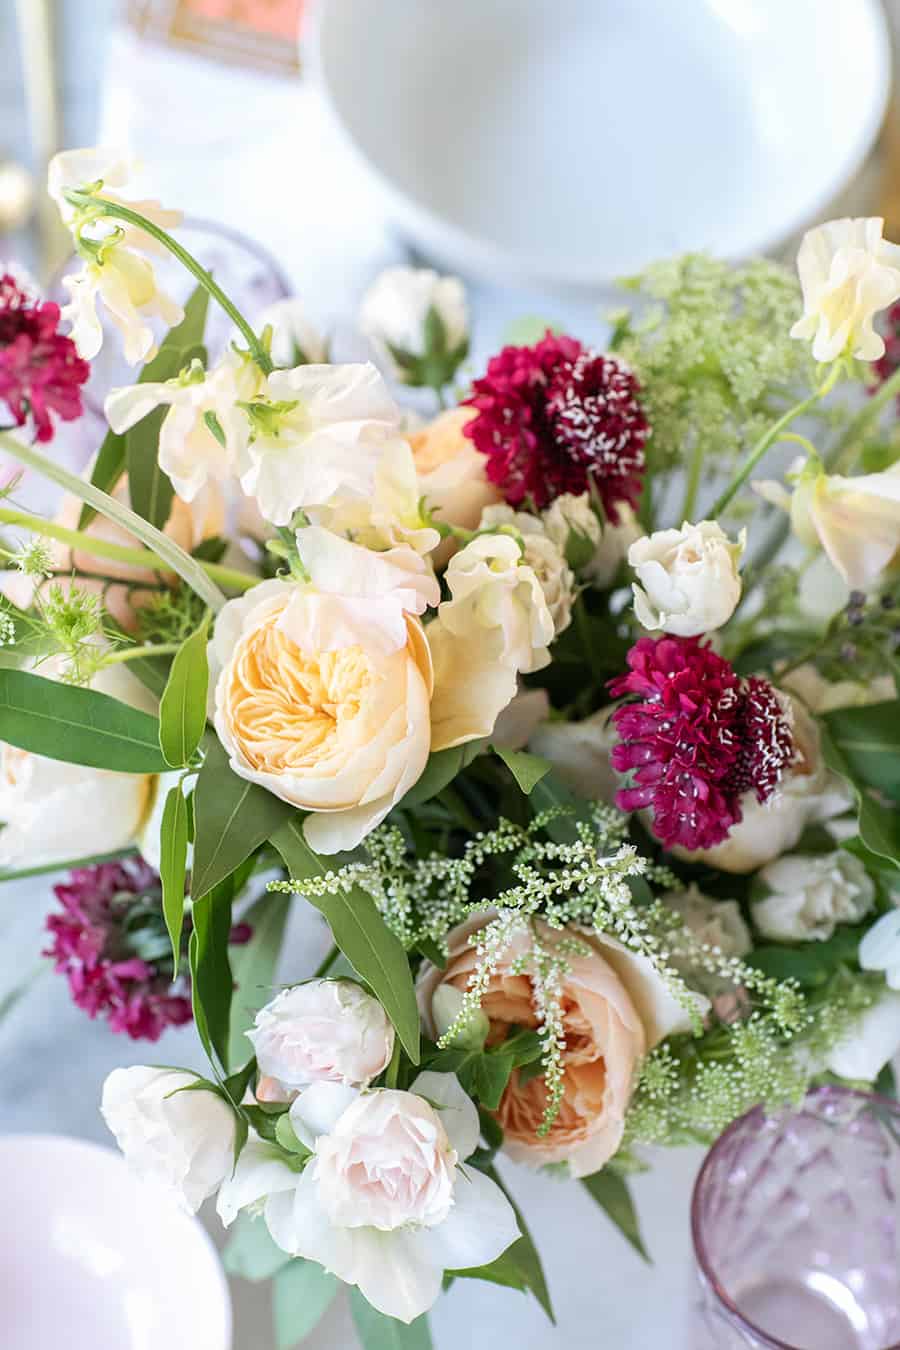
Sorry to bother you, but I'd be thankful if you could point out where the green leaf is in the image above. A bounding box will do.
[125,652,172,699]
[228,890,292,1069]
[580,1169,650,1263]
[190,875,236,1073]
[820,726,900,869]
[0,668,167,772]
[747,923,865,989]
[493,746,552,795]
[222,1213,291,1283]
[823,702,900,803]
[191,735,295,899]
[478,1164,555,1322]
[348,1289,432,1349]
[399,740,489,809]
[0,847,135,883]
[274,1260,339,1348]
[275,1112,311,1158]
[271,817,420,1064]
[78,428,127,529]
[159,784,189,975]
[159,615,210,767]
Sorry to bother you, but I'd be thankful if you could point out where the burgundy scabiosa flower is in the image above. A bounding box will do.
[462,332,649,515]
[608,636,794,852]
[872,300,900,401]
[0,270,89,442]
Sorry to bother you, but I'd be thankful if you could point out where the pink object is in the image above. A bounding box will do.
[0,272,89,443]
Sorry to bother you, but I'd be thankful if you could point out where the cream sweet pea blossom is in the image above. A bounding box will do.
[753,852,875,943]
[790,217,900,362]
[428,534,555,750]
[236,362,402,526]
[102,1066,236,1214]
[210,531,436,853]
[480,503,575,635]
[309,439,440,557]
[360,265,468,379]
[217,1073,518,1323]
[49,148,184,363]
[0,661,157,868]
[105,351,260,501]
[629,520,745,637]
[248,980,395,1096]
[755,460,900,591]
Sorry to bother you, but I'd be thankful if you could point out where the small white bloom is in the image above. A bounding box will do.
[258,297,328,366]
[859,909,900,989]
[101,1066,235,1214]
[360,266,468,384]
[664,884,752,959]
[428,534,555,750]
[248,979,395,1093]
[308,438,441,557]
[826,993,900,1081]
[481,503,575,635]
[105,351,260,500]
[752,851,875,943]
[217,1073,518,1323]
[790,217,900,362]
[236,362,402,526]
[628,520,744,637]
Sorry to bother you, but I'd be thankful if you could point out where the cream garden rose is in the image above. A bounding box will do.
[217,1072,518,1323]
[752,852,875,943]
[248,979,395,1096]
[790,217,900,362]
[629,520,744,637]
[210,529,437,853]
[417,915,704,1177]
[102,1066,236,1214]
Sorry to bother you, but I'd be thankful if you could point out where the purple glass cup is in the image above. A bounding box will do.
[691,1086,900,1349]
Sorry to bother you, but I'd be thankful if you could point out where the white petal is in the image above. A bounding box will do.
[409,1071,479,1159]
[104,381,175,433]
[215,1137,296,1227]
[826,993,900,1081]
[350,1228,444,1324]
[290,1082,359,1148]
[285,1164,357,1278]
[422,1165,519,1272]
[590,932,709,1047]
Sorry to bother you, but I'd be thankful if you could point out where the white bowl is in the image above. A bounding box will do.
[313,0,890,290]
[0,1135,232,1350]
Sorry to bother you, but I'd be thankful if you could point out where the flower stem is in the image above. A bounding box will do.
[104,642,181,665]
[709,362,842,519]
[679,439,705,521]
[314,944,340,979]
[63,189,273,375]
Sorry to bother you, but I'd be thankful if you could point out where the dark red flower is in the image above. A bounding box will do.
[872,301,900,403]
[608,637,794,852]
[462,332,648,515]
[0,271,89,442]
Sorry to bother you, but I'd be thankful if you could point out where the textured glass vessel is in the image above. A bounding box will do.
[691,1086,900,1349]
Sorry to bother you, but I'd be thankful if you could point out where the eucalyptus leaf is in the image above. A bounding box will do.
[0,669,167,773]
[348,1289,432,1350]
[580,1168,650,1263]
[159,615,210,767]
[493,746,552,795]
[191,736,294,899]
[271,817,420,1063]
[228,890,291,1069]
[222,1213,291,1283]
[159,784,189,975]
[274,1260,339,1349]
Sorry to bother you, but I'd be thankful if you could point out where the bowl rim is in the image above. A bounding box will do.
[307,0,892,288]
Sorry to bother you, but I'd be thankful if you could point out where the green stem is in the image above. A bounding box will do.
[679,439,705,522]
[314,944,340,979]
[64,189,273,376]
[709,362,842,519]
[0,502,256,594]
[0,433,228,610]
[104,642,181,665]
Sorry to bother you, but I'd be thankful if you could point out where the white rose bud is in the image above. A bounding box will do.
[360,265,469,388]
[790,217,900,362]
[101,1066,235,1214]
[752,851,875,943]
[543,492,642,587]
[248,979,395,1092]
[629,520,745,637]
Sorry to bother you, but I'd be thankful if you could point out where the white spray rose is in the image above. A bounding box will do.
[790,217,900,362]
[217,1073,518,1323]
[628,520,744,637]
[101,1066,236,1214]
[826,994,900,1081]
[248,979,395,1093]
[360,266,468,385]
[752,851,875,943]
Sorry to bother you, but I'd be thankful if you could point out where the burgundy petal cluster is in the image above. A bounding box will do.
[608,636,794,852]
[462,332,649,515]
[872,300,900,402]
[0,270,89,442]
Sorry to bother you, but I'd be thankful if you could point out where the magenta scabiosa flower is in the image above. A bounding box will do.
[462,332,649,515]
[609,636,794,852]
[0,269,89,442]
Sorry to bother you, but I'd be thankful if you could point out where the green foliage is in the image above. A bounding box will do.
[385,305,468,391]
[349,1289,433,1349]
[77,428,127,530]
[158,614,210,767]
[580,1168,650,1263]
[462,1164,555,1323]
[222,1213,291,1282]
[399,739,488,809]
[0,667,168,772]
[190,872,239,1074]
[424,1028,542,1111]
[493,746,552,795]
[820,725,900,870]
[274,1260,339,1348]
[228,888,292,1069]
[159,783,189,974]
[822,701,900,804]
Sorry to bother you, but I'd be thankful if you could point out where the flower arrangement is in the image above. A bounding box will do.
[1,149,900,1342]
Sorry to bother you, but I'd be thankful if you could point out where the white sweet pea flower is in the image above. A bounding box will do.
[628,520,745,637]
[826,993,900,1081]
[360,266,469,386]
[858,909,900,989]
[48,147,184,364]
[105,351,260,500]
[217,1073,518,1323]
[258,297,328,366]
[755,459,900,591]
[481,504,575,635]
[428,533,555,750]
[790,217,900,362]
[248,980,395,1096]
[308,439,441,557]
[101,1066,235,1215]
[209,541,435,853]
[752,851,875,943]
[236,362,402,526]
